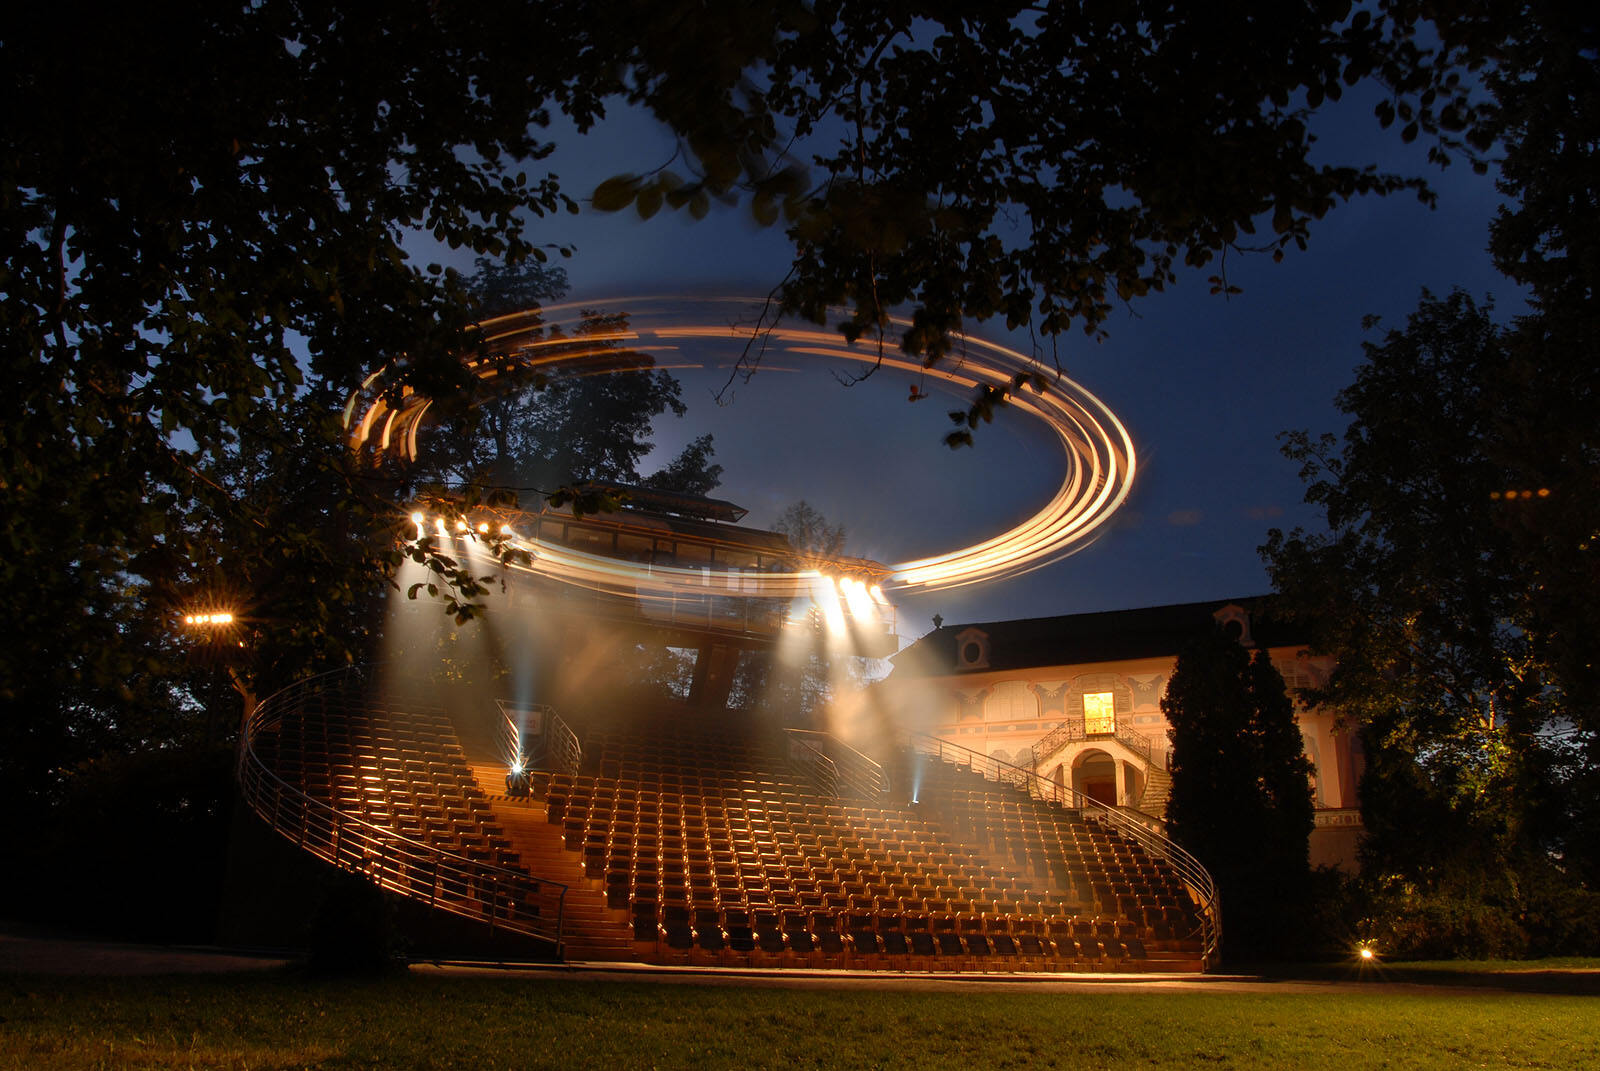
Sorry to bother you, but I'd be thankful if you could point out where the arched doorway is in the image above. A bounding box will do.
[1072,748,1117,807]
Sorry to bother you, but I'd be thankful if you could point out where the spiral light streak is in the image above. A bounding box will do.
[347,297,1136,596]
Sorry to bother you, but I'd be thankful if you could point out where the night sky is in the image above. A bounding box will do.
[418,86,1517,648]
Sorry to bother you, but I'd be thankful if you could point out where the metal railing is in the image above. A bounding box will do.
[239,666,569,952]
[786,732,839,797]
[498,701,581,776]
[784,729,890,799]
[909,732,1220,968]
[1032,713,1169,773]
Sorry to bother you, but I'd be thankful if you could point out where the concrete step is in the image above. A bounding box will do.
[456,754,634,962]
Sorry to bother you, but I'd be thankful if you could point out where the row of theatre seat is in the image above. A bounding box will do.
[252,689,525,872]
[547,721,1204,969]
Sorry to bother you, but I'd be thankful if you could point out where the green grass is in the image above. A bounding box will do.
[3,971,1597,1070]
[1372,957,1600,973]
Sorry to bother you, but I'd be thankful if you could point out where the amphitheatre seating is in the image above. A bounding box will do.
[251,686,527,875]
[531,719,1205,971]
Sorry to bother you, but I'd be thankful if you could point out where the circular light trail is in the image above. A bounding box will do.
[350,297,1136,597]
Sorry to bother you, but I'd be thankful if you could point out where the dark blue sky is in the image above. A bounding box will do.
[428,89,1516,646]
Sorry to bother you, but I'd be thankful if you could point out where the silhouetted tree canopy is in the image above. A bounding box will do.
[0,3,1535,834]
[1261,3,1599,954]
[771,500,848,557]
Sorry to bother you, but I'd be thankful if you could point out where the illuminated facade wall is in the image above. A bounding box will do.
[880,600,1365,869]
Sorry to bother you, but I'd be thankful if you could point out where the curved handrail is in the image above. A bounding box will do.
[240,665,569,951]
[1033,714,1167,773]
[909,732,1220,968]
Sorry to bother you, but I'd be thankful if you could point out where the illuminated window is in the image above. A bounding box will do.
[1084,691,1115,734]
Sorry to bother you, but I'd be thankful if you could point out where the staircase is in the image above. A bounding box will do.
[464,759,635,962]
[1033,719,1171,826]
[1136,766,1172,821]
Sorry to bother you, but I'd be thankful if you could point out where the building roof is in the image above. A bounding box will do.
[888,596,1309,678]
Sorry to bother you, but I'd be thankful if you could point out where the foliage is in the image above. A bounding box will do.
[1263,7,1598,953]
[0,1,1549,937]
[1263,289,1597,950]
[0,3,1509,711]
[641,434,726,498]
[1,738,238,942]
[590,2,1497,432]
[0,2,604,827]
[1163,625,1315,960]
[771,499,848,557]
[1260,288,1600,947]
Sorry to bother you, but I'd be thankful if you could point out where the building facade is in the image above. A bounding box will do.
[878,598,1364,869]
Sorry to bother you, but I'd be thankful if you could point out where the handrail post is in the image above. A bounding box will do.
[556,884,567,959]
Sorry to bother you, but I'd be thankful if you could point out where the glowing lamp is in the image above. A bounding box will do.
[409,511,425,525]
[456,518,468,532]
[477,522,489,534]
[184,612,235,627]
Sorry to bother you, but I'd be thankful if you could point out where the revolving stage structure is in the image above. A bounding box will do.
[235,300,1218,970]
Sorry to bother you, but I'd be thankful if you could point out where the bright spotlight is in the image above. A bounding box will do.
[477,522,489,534]
[183,611,235,627]
[500,524,513,536]
[434,518,450,539]
[409,511,424,525]
[815,575,847,634]
[842,577,876,623]
[455,518,468,532]
[1357,942,1377,963]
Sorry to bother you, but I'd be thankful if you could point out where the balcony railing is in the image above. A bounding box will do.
[1032,713,1169,773]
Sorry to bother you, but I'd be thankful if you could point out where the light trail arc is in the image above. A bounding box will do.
[347,297,1136,596]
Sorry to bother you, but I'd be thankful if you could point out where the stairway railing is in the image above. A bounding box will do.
[498,700,581,776]
[784,729,890,799]
[240,666,569,952]
[909,732,1220,969]
[1032,714,1168,773]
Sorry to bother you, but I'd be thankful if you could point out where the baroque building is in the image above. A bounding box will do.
[877,598,1364,869]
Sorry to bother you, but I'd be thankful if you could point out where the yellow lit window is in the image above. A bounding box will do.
[1084,691,1115,735]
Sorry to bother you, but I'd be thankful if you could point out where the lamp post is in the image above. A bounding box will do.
[178,608,257,729]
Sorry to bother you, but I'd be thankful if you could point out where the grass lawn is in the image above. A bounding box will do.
[3,969,1598,1070]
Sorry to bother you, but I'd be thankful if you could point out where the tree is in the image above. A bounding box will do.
[771,500,848,557]
[0,4,1510,826]
[641,435,725,498]
[1260,6,1600,954]
[1163,625,1314,961]
[1263,290,1600,953]
[591,2,1495,430]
